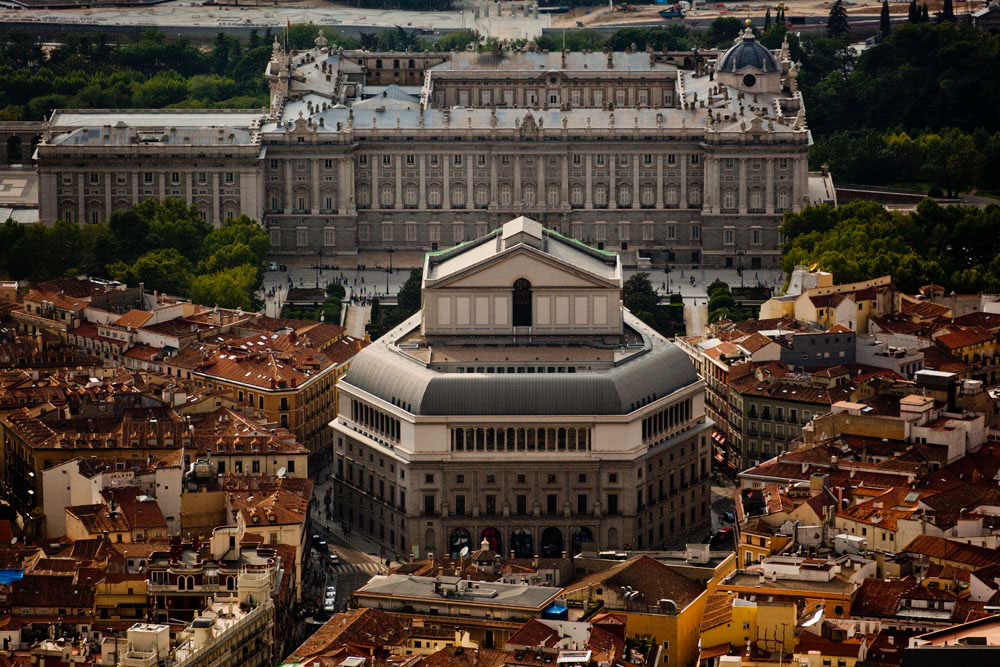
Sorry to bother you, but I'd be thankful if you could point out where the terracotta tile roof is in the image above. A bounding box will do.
[901,298,952,320]
[25,290,87,311]
[68,322,127,347]
[935,326,995,350]
[737,332,775,354]
[809,293,848,309]
[422,647,514,667]
[229,481,312,527]
[114,309,153,329]
[795,632,865,659]
[192,407,306,455]
[732,317,801,334]
[826,324,854,334]
[850,577,915,617]
[285,608,412,661]
[35,278,111,299]
[561,555,704,610]
[191,332,366,390]
[902,535,1000,569]
[10,574,95,609]
[951,311,1000,332]
[700,592,735,632]
[123,345,160,362]
[919,345,971,374]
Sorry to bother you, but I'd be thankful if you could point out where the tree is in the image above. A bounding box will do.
[764,7,772,30]
[623,273,660,315]
[109,248,193,296]
[921,4,929,22]
[189,264,259,309]
[705,18,744,47]
[908,0,918,22]
[827,0,850,37]
[880,0,891,35]
[941,0,955,21]
[396,268,423,314]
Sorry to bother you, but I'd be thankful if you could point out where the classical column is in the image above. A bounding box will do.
[104,175,111,220]
[514,155,522,206]
[585,155,593,209]
[561,154,569,208]
[713,158,722,215]
[656,154,664,208]
[632,156,639,209]
[680,155,688,208]
[419,155,426,208]
[394,155,402,209]
[212,173,221,224]
[536,155,544,208]
[443,154,451,210]
[131,173,138,206]
[490,154,497,207]
[185,173,193,205]
[792,157,802,212]
[311,159,320,213]
[371,154,379,210]
[702,157,713,214]
[158,173,166,203]
[284,160,294,213]
[76,173,85,224]
[609,156,616,210]
[738,159,747,215]
[466,157,473,209]
[765,158,774,215]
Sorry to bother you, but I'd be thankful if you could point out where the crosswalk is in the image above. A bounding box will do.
[330,561,386,576]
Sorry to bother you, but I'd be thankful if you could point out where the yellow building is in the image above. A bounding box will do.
[736,517,792,568]
[759,274,892,334]
[561,556,709,667]
[95,573,149,623]
[165,328,367,460]
[699,593,797,663]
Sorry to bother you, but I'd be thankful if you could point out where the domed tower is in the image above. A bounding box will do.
[716,20,782,93]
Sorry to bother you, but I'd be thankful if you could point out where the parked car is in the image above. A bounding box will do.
[721,510,735,523]
[266,261,280,271]
[711,528,734,546]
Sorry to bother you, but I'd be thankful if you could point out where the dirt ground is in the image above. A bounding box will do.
[553,0,972,29]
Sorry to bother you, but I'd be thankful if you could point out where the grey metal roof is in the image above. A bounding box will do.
[718,33,779,74]
[342,313,698,416]
[356,574,561,608]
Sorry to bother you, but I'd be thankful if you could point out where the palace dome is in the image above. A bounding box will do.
[718,28,779,74]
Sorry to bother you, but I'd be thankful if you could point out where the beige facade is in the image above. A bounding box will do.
[34,33,830,269]
[331,217,712,559]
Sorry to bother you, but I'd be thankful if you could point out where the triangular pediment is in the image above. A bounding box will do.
[429,243,618,291]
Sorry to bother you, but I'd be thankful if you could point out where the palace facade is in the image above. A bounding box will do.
[35,27,833,268]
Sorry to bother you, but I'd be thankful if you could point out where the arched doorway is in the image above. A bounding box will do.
[513,278,532,326]
[540,527,564,557]
[480,527,502,553]
[6,136,22,163]
[571,527,594,555]
[449,527,472,557]
[424,528,436,556]
[510,528,533,558]
[607,527,619,550]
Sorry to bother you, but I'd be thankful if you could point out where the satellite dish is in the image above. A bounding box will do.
[809,262,818,271]
[10,537,16,545]
[459,546,470,558]
[277,467,286,478]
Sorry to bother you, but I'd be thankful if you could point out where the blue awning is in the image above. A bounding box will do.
[0,570,24,585]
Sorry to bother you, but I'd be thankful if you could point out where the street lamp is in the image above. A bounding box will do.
[386,248,395,295]
[316,248,324,289]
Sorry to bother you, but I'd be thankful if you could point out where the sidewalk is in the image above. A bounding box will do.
[311,472,397,572]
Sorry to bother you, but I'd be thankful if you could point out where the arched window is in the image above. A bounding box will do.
[513,278,532,327]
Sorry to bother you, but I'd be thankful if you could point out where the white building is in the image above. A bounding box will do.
[331,216,711,558]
